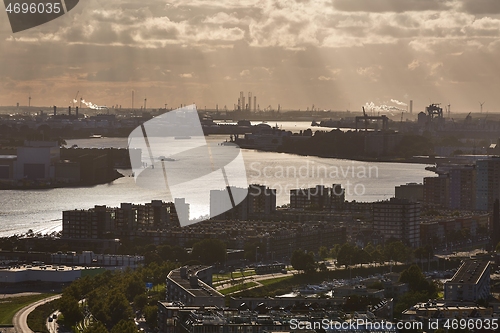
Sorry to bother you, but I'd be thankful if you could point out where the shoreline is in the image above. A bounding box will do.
[0,170,124,191]
[245,146,435,166]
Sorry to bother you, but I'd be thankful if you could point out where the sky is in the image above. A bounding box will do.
[1,0,500,113]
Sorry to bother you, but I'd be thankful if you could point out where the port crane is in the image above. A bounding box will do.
[355,107,389,132]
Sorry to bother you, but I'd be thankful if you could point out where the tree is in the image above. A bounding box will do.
[144,305,158,328]
[110,320,137,333]
[318,246,329,259]
[364,243,375,255]
[384,240,412,263]
[336,243,357,268]
[357,249,372,267]
[329,244,341,259]
[133,294,148,312]
[83,321,109,333]
[107,290,134,327]
[291,249,316,273]
[399,265,437,295]
[59,295,83,326]
[191,239,226,264]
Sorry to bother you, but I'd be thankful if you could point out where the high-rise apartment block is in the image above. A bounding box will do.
[476,157,500,211]
[290,184,345,211]
[373,198,420,248]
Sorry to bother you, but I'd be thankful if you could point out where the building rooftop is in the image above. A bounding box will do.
[0,264,101,272]
[449,260,489,285]
[168,266,222,298]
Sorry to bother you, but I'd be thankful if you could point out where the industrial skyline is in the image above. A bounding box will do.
[1,0,500,112]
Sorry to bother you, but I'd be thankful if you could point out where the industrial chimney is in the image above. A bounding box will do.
[53,106,57,116]
[76,106,79,118]
[68,106,72,116]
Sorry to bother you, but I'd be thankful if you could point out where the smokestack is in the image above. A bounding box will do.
[68,106,71,116]
[410,100,413,114]
[254,96,256,112]
[53,106,57,116]
[76,106,79,118]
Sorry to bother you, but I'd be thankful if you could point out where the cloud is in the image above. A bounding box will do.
[332,0,453,13]
[239,69,250,76]
[408,60,420,70]
[460,0,500,14]
[179,73,193,78]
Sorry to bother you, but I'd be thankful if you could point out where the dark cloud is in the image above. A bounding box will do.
[332,0,453,13]
[460,0,500,14]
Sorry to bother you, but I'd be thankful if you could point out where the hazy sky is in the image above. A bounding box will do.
[1,0,500,113]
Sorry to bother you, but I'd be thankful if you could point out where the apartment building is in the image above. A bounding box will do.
[444,260,490,302]
[373,198,420,248]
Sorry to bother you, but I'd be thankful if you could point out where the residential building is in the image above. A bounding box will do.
[476,157,500,211]
[373,198,420,247]
[63,200,182,240]
[210,185,276,220]
[166,266,224,307]
[395,183,423,202]
[290,184,345,211]
[423,176,449,209]
[444,260,490,302]
[449,165,476,210]
[62,205,114,239]
[402,301,492,322]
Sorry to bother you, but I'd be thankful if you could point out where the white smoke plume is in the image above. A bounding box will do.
[391,99,407,106]
[83,99,99,109]
[364,102,406,113]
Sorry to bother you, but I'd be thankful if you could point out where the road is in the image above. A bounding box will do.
[12,294,61,333]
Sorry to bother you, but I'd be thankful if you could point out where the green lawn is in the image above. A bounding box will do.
[0,293,55,325]
[219,282,258,295]
[213,270,256,282]
[259,275,293,286]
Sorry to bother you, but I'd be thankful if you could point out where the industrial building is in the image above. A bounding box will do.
[444,259,490,302]
[0,264,103,283]
[50,251,144,268]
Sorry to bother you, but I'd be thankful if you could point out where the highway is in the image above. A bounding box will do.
[12,294,61,333]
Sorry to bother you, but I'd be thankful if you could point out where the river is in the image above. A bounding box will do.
[0,128,434,237]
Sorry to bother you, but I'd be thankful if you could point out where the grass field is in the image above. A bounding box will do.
[213,270,256,282]
[219,282,258,295]
[27,298,59,333]
[259,275,293,286]
[0,293,54,326]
